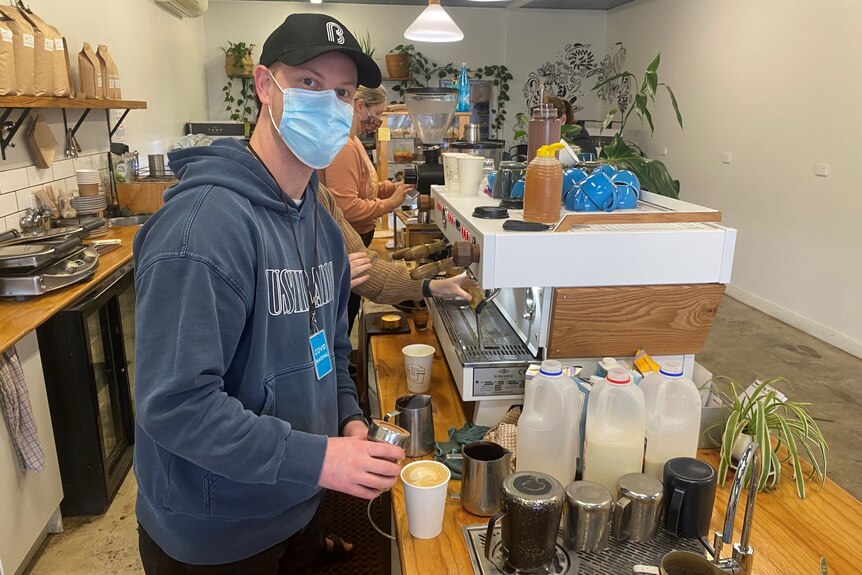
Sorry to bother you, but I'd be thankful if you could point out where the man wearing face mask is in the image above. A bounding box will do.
[132,14,403,574]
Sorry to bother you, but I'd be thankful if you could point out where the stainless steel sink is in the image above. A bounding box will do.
[109,216,151,227]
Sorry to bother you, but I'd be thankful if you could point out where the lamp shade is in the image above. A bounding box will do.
[404,0,464,43]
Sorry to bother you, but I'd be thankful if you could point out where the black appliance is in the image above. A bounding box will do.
[37,263,136,515]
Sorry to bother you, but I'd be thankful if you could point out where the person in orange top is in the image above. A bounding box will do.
[321,84,413,334]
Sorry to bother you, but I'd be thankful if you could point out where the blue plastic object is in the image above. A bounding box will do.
[457,63,470,112]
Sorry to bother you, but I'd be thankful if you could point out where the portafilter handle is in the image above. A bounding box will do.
[392,239,447,261]
[410,258,456,280]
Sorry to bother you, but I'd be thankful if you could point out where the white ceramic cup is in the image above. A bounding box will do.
[402,343,435,393]
[457,155,486,196]
[401,460,451,539]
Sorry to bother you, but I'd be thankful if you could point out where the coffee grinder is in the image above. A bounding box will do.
[402,87,458,221]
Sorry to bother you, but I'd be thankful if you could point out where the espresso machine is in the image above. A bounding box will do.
[426,187,737,425]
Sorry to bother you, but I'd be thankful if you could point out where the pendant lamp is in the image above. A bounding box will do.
[404,0,464,43]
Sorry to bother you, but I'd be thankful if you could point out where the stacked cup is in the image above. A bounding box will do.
[76,169,100,197]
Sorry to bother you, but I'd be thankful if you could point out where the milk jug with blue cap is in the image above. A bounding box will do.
[641,361,702,480]
[516,360,581,487]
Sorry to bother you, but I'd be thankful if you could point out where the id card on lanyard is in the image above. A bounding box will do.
[310,329,333,380]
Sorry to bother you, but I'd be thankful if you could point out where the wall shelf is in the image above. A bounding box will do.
[0,96,148,161]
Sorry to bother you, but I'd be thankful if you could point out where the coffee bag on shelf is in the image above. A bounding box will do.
[96,45,120,99]
[78,42,101,99]
[16,7,52,96]
[22,10,69,97]
[0,5,35,96]
[0,17,16,96]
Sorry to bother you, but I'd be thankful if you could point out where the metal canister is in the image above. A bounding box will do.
[148,154,165,177]
[486,471,564,573]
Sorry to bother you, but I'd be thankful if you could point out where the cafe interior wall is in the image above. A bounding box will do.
[202,1,608,140]
[606,0,862,358]
[0,0,207,233]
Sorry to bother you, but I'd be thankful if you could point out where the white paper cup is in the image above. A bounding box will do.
[402,343,435,393]
[457,155,485,196]
[442,152,471,194]
[401,460,451,539]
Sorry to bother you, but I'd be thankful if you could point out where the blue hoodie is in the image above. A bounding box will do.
[133,139,360,564]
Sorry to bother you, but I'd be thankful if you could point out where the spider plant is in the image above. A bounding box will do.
[710,377,828,499]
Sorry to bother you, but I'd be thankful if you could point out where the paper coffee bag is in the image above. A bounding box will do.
[96,45,120,99]
[78,42,101,99]
[16,7,52,96]
[0,17,16,96]
[0,6,34,96]
[22,10,69,97]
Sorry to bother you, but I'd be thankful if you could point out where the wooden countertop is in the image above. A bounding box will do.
[371,324,862,575]
[0,226,138,353]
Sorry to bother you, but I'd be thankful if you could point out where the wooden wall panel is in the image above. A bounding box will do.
[547,283,726,358]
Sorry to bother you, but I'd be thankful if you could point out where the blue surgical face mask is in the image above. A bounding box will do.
[268,70,354,169]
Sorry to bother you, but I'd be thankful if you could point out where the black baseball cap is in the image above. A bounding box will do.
[260,13,381,88]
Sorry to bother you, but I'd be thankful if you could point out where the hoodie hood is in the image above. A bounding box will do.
[165,138,317,218]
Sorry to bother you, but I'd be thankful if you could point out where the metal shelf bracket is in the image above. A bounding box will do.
[0,107,32,160]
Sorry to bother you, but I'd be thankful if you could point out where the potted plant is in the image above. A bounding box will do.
[591,53,683,198]
[223,41,255,78]
[221,42,256,133]
[385,44,413,79]
[709,377,828,499]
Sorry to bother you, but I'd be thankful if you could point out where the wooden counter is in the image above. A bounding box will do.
[371,325,862,575]
[0,226,138,353]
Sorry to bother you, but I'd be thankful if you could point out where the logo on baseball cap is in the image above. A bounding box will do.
[260,13,381,88]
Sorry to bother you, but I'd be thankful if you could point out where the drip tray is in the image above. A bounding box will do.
[463,523,706,575]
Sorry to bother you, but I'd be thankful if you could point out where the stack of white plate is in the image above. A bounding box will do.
[71,194,107,215]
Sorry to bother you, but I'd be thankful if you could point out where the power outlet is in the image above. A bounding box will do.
[814,162,829,177]
[721,152,732,164]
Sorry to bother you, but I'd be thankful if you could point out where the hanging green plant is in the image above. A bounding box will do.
[388,46,511,138]
[222,42,256,130]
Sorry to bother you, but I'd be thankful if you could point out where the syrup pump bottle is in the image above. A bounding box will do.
[526,92,562,163]
[524,142,565,224]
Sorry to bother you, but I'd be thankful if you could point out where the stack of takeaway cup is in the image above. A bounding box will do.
[75,169,100,197]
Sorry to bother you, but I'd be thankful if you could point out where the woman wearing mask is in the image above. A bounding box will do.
[322,85,414,334]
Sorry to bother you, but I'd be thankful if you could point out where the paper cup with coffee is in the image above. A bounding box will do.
[401,460,450,539]
[402,344,435,393]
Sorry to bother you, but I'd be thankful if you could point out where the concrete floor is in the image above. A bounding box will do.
[24,296,862,574]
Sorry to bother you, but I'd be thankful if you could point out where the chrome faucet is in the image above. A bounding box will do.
[699,441,760,575]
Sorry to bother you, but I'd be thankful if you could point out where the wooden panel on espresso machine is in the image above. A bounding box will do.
[546,283,726,358]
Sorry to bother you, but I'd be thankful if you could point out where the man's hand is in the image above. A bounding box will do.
[429,272,472,301]
[348,252,373,289]
[342,419,369,439]
[319,437,404,499]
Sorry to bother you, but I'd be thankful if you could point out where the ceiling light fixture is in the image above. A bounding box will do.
[309,0,322,4]
[404,0,464,43]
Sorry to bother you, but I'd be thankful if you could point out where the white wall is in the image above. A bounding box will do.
[607,0,862,357]
[203,1,607,140]
[0,0,207,232]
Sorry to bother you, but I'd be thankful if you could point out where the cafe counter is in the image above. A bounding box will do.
[370,322,862,575]
[0,225,138,354]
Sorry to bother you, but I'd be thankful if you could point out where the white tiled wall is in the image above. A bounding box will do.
[0,154,110,233]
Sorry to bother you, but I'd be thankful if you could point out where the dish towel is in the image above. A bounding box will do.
[0,347,45,472]
[434,422,490,480]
